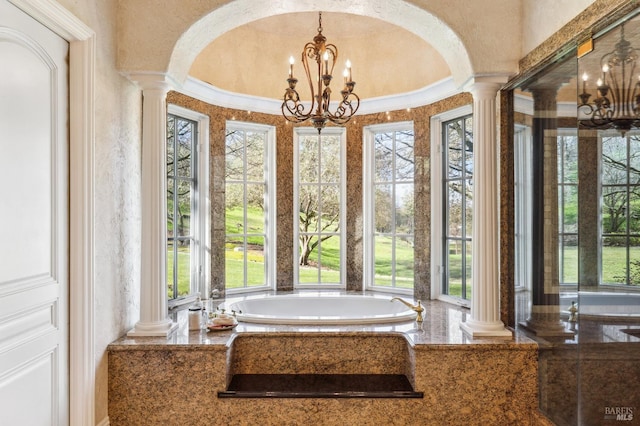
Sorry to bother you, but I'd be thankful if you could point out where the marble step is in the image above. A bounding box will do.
[218,373,424,398]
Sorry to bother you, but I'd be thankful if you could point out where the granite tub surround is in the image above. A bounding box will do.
[532,318,640,426]
[108,299,547,425]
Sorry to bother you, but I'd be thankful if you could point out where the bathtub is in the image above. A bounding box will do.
[560,292,640,318]
[222,294,418,325]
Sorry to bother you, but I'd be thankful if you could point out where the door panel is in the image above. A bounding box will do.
[0,0,69,424]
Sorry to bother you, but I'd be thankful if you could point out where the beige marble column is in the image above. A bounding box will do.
[460,80,511,338]
[128,73,178,337]
[578,130,600,289]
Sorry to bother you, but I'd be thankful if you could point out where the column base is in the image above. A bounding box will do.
[127,319,178,337]
[460,318,513,339]
[518,319,575,338]
[519,310,576,337]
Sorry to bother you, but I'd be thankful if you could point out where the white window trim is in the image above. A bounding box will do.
[225,121,277,294]
[514,124,532,292]
[430,105,472,307]
[167,104,210,302]
[362,121,414,294]
[293,127,346,289]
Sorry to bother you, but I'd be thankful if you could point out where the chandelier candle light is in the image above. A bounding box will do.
[282,12,360,133]
[578,25,640,134]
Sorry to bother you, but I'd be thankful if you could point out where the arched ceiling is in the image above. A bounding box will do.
[188,12,452,101]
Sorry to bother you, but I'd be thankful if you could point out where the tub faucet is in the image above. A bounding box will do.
[391,298,424,323]
[567,301,578,322]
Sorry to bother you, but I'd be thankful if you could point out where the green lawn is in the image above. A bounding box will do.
[562,245,640,284]
[167,245,191,297]
[372,236,414,289]
[170,205,640,296]
[223,206,416,289]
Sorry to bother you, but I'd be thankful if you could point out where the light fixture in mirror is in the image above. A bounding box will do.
[579,25,640,134]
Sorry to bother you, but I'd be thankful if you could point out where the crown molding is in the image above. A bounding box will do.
[514,93,577,118]
[180,76,460,116]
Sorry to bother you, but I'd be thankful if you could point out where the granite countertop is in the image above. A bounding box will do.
[108,299,538,350]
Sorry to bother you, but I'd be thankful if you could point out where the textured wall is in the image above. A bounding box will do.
[116,0,527,86]
[54,0,143,421]
[520,0,595,55]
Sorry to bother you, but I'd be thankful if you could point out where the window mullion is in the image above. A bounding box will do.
[172,157,178,299]
[391,132,397,287]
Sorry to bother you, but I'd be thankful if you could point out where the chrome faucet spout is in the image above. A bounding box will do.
[391,297,424,323]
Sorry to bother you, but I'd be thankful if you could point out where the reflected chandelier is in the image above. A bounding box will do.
[282,12,360,133]
[579,25,640,134]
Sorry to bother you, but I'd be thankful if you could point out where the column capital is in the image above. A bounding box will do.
[462,73,511,98]
[124,71,177,93]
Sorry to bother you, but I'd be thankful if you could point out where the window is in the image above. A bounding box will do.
[430,106,473,306]
[225,122,276,291]
[294,128,346,287]
[363,122,415,292]
[166,106,209,303]
[514,125,532,290]
[558,131,579,285]
[601,132,640,285]
[442,114,473,300]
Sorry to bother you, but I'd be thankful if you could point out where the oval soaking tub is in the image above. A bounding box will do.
[223,295,418,325]
[560,292,640,318]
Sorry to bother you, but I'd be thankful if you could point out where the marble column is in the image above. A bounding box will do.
[519,85,571,336]
[128,74,178,337]
[578,130,601,289]
[460,81,512,338]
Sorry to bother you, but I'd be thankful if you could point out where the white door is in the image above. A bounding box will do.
[0,1,69,424]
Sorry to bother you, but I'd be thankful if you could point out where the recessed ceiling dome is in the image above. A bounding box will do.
[189,12,452,101]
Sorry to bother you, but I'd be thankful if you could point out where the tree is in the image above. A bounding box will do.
[167,115,194,244]
[225,130,266,213]
[601,136,640,235]
[298,184,341,265]
[445,119,473,238]
[297,134,341,266]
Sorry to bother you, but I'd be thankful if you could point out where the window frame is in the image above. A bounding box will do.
[514,124,532,291]
[166,104,210,308]
[293,127,346,289]
[600,131,640,287]
[557,129,579,286]
[224,120,277,294]
[430,105,473,308]
[363,121,415,294]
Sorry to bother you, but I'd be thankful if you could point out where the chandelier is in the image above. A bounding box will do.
[282,12,360,133]
[578,25,640,134]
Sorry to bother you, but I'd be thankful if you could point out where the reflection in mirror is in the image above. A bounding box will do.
[512,12,640,425]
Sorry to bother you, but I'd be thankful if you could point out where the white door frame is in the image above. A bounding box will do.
[8,0,96,424]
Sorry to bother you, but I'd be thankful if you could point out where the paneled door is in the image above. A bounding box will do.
[0,0,69,424]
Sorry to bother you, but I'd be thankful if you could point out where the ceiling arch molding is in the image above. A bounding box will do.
[165,0,474,89]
